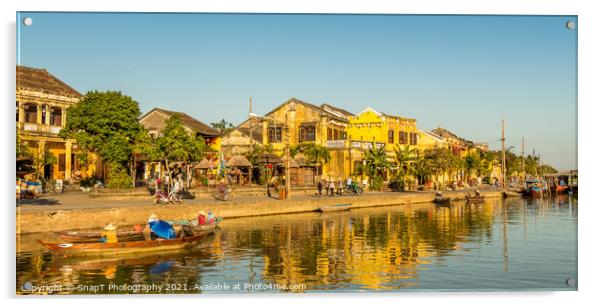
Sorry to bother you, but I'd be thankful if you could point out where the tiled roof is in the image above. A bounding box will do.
[16,65,82,98]
[144,108,221,137]
[431,127,475,146]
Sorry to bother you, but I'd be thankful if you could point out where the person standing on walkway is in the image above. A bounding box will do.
[329,179,335,197]
[317,180,323,196]
[338,179,344,195]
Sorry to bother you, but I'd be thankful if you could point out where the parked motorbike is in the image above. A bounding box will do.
[212,184,232,201]
[343,182,364,196]
[153,190,182,205]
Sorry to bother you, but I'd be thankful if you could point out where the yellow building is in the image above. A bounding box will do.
[246,98,354,181]
[346,107,419,180]
[16,65,100,181]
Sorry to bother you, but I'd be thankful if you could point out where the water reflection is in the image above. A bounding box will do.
[17,196,577,293]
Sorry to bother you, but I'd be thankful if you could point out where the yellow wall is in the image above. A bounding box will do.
[347,108,418,152]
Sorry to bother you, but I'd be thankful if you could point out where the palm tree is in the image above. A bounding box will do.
[463,151,481,181]
[210,119,235,135]
[291,142,331,178]
[364,143,392,190]
[391,144,417,191]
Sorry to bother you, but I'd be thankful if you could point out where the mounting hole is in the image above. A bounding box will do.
[566,20,575,30]
[23,17,33,26]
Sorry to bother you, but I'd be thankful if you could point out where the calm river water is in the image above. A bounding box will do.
[16,195,577,294]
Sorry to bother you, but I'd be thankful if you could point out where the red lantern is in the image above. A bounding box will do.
[267,164,272,169]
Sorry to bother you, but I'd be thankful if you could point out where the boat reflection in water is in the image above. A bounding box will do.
[17,196,577,293]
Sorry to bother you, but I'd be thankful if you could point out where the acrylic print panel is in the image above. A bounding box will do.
[15,12,577,294]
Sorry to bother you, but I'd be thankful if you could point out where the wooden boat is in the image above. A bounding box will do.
[56,229,145,243]
[39,231,214,255]
[433,196,452,205]
[524,185,542,198]
[319,203,352,212]
[503,190,522,198]
[465,194,485,203]
[555,185,569,194]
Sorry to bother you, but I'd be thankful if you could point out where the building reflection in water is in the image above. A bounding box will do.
[17,196,576,293]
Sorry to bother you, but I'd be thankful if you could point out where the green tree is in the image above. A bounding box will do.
[210,119,235,135]
[423,147,459,189]
[364,143,392,190]
[245,144,276,185]
[291,142,331,178]
[414,153,436,187]
[462,151,481,180]
[156,114,208,188]
[59,91,146,188]
[390,145,417,191]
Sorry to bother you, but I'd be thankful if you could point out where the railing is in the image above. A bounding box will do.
[19,122,63,134]
[325,140,346,149]
[23,123,38,132]
[49,125,62,134]
[351,141,385,150]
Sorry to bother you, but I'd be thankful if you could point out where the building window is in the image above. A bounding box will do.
[299,125,316,142]
[24,103,37,124]
[41,105,48,124]
[388,130,394,144]
[50,107,62,126]
[399,131,408,144]
[327,127,333,140]
[410,132,418,145]
[58,154,66,172]
[268,127,282,143]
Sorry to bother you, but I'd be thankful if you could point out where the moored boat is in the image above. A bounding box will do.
[523,179,547,197]
[38,231,213,255]
[56,229,145,243]
[555,185,569,194]
[465,193,485,203]
[433,192,451,204]
[319,203,352,212]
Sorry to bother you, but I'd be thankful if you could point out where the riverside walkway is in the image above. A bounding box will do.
[16,187,504,234]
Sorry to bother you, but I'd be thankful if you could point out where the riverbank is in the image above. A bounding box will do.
[16,188,504,234]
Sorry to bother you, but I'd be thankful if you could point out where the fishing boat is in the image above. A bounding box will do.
[318,203,352,212]
[57,224,216,244]
[503,190,522,198]
[39,230,215,255]
[555,185,569,194]
[465,194,485,203]
[433,192,451,205]
[524,179,547,198]
[56,229,145,243]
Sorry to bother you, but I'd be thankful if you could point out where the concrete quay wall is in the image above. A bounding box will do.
[16,189,504,234]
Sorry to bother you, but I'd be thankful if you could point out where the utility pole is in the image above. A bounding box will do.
[521,137,526,188]
[249,97,253,153]
[285,112,291,200]
[501,120,506,189]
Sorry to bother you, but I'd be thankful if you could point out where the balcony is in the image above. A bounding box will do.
[49,125,62,134]
[351,141,385,150]
[23,123,39,132]
[19,122,63,135]
[325,140,346,149]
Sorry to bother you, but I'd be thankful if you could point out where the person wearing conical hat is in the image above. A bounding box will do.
[100,223,118,243]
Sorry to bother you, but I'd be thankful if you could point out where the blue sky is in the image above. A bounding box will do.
[16,13,577,169]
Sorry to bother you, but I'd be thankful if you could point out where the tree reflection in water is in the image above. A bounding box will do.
[17,196,577,293]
